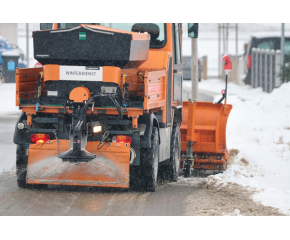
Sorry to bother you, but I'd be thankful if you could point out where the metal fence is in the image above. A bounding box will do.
[251,48,281,93]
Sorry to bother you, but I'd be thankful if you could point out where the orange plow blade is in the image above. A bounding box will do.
[26,140,130,188]
[181,101,232,171]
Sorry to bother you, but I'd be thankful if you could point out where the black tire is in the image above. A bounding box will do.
[16,144,28,188]
[167,123,181,181]
[129,165,144,191]
[140,127,159,192]
[16,144,48,190]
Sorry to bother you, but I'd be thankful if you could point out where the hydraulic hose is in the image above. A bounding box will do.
[78,94,123,120]
[63,93,123,120]
[107,94,123,118]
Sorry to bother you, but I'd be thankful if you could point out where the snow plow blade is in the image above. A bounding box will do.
[26,140,130,188]
[181,101,232,171]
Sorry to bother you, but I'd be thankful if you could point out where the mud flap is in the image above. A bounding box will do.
[26,140,130,188]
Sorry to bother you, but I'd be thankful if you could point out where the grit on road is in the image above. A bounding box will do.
[0,95,283,216]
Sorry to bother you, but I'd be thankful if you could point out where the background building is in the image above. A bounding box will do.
[0,23,18,44]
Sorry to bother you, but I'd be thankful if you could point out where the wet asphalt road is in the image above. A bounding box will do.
[0,93,213,216]
[0,169,198,216]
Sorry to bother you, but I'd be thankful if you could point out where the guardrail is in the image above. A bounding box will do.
[251,48,281,93]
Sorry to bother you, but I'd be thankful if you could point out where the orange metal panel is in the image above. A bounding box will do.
[120,69,143,94]
[19,82,37,92]
[138,51,169,71]
[103,66,122,85]
[186,101,197,142]
[138,49,172,125]
[20,106,144,116]
[16,67,44,103]
[16,68,19,106]
[143,70,166,111]
[27,115,33,125]
[27,140,130,188]
[69,87,91,103]
[193,155,227,170]
[181,101,232,154]
[43,65,60,82]
[131,116,138,128]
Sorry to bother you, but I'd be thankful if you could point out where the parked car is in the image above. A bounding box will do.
[0,36,26,77]
[182,56,202,81]
[243,32,290,85]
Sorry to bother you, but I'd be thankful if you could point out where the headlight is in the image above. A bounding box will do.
[92,121,102,133]
[93,125,102,133]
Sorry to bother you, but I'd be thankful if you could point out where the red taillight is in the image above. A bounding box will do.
[30,134,50,144]
[247,55,251,69]
[34,62,42,68]
[112,135,132,143]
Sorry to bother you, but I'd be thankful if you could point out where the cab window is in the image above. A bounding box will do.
[284,40,290,54]
[257,40,275,50]
[40,23,53,30]
[101,23,166,48]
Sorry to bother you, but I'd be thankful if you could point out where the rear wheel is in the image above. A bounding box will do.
[167,123,181,181]
[141,127,159,192]
[16,144,48,190]
[16,144,28,188]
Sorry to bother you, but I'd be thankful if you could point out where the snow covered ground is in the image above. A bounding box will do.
[184,79,290,215]
[0,83,20,116]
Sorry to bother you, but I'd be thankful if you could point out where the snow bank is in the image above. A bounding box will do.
[185,79,290,215]
[0,83,20,116]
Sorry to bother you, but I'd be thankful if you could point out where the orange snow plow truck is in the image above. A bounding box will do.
[13,23,232,191]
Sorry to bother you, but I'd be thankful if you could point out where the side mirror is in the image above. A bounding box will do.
[188,23,198,38]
